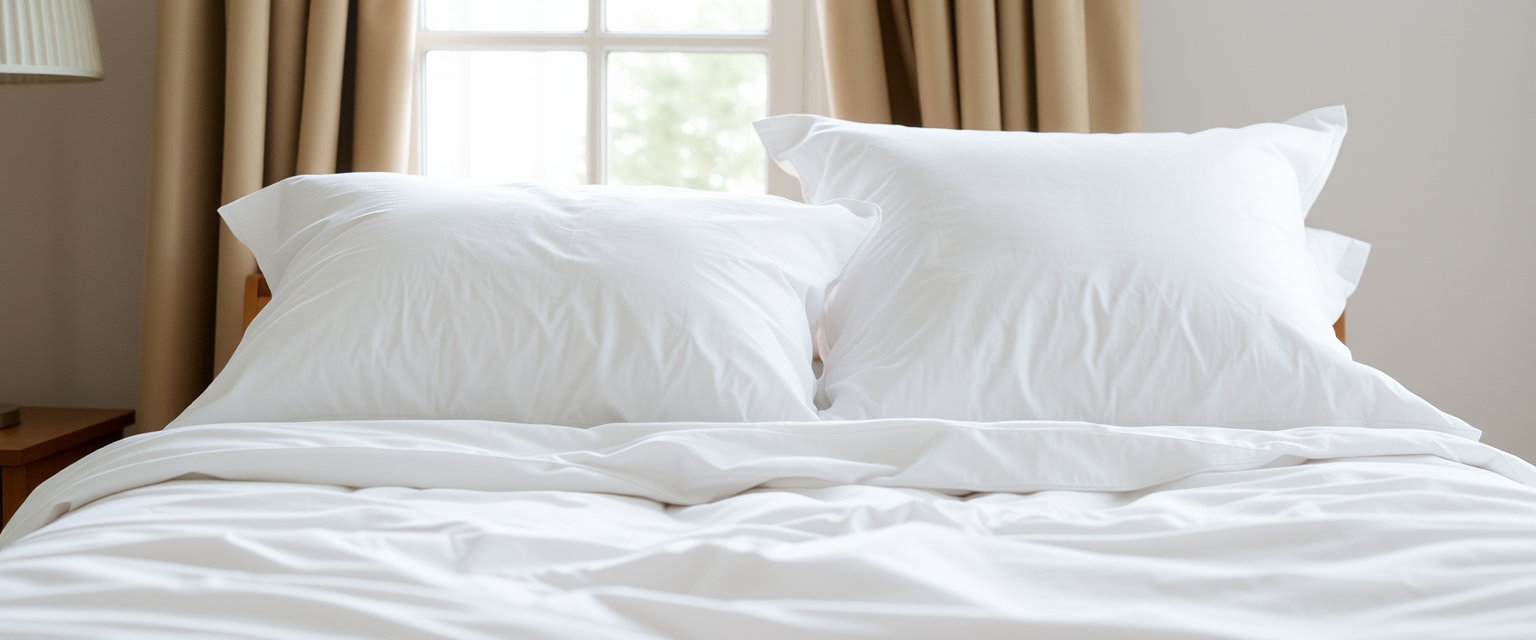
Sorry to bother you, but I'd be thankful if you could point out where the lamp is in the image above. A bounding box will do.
[1,0,102,84]
[1,0,101,427]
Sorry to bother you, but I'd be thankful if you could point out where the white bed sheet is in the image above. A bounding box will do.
[2,419,1534,639]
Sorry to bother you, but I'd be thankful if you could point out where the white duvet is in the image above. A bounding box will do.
[2,420,1535,639]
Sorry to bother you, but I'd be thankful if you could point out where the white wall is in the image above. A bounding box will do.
[0,0,155,410]
[1142,0,1536,461]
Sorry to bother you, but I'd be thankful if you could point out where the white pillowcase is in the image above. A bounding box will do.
[170,173,878,428]
[756,108,1474,436]
[1304,227,1371,322]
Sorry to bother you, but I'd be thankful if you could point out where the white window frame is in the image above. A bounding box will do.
[412,0,820,199]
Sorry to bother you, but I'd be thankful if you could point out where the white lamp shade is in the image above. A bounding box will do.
[1,0,102,84]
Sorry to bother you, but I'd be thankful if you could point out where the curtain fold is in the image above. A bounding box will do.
[907,0,958,129]
[353,0,417,172]
[138,0,418,432]
[212,0,272,382]
[137,1,225,435]
[818,0,890,124]
[954,0,1001,130]
[996,0,1034,131]
[818,0,1139,133]
[296,0,349,175]
[1082,0,1138,133]
[264,0,310,184]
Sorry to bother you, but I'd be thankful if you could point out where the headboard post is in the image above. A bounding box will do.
[243,273,272,330]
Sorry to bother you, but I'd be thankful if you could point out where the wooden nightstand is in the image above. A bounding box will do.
[1,407,134,527]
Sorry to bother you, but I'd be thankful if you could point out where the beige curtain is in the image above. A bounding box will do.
[137,0,417,432]
[818,0,1139,133]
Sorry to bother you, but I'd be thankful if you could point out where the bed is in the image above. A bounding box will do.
[2,108,1534,639]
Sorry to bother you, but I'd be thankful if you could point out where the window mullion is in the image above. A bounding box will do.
[766,0,807,199]
[589,0,604,184]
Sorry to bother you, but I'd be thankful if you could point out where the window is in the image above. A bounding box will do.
[415,0,817,198]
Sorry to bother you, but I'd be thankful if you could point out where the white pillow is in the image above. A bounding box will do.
[170,173,878,428]
[756,108,1474,436]
[1305,227,1371,322]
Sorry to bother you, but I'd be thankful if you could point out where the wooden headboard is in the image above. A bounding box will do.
[243,273,272,329]
[239,273,1350,344]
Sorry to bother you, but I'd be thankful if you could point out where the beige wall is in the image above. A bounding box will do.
[0,0,155,410]
[1142,0,1536,461]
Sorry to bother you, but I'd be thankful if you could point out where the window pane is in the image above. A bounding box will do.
[423,0,587,32]
[423,51,587,185]
[607,52,767,193]
[606,0,769,33]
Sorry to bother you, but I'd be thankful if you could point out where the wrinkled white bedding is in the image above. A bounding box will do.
[2,419,1535,639]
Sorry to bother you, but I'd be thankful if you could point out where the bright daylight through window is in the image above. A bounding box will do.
[418,0,808,196]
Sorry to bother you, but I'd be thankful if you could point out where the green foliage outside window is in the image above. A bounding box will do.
[608,52,768,193]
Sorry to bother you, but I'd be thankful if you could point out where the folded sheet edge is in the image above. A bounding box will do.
[4,419,1532,547]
